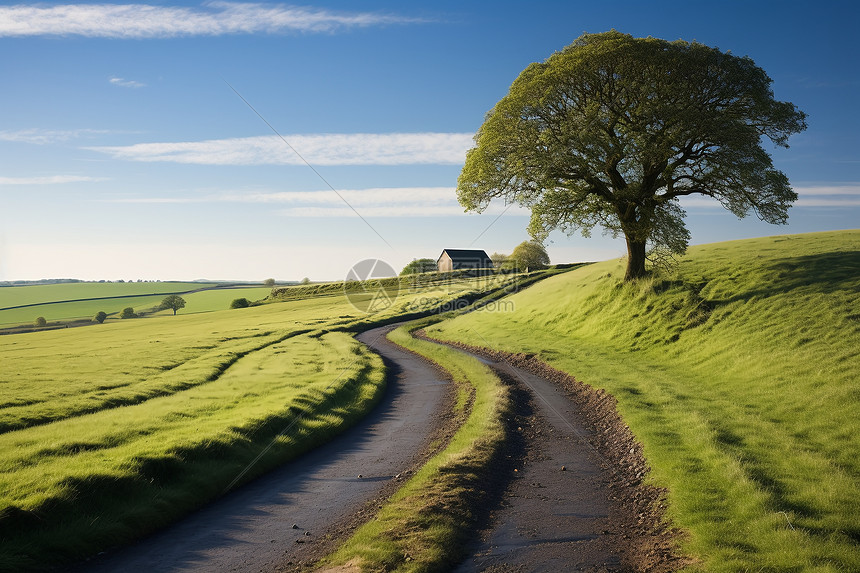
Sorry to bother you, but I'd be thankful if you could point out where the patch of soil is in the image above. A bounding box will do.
[422,334,694,572]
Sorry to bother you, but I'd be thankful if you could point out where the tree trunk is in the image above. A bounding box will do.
[624,235,647,281]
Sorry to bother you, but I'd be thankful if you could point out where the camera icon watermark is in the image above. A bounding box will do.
[344,259,400,313]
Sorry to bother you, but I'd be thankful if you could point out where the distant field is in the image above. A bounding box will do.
[152,287,273,315]
[0,271,530,570]
[0,282,212,308]
[0,283,274,326]
[427,230,860,571]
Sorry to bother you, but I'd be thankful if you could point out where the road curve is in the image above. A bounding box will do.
[77,324,450,573]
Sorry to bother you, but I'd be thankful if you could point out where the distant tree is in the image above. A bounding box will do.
[35,316,47,327]
[159,295,186,316]
[300,277,311,285]
[490,252,509,269]
[120,307,136,319]
[263,278,276,288]
[400,258,437,275]
[94,311,108,324]
[457,31,807,281]
[510,241,550,271]
[230,298,251,309]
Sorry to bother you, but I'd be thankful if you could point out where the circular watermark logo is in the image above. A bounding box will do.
[344,259,401,313]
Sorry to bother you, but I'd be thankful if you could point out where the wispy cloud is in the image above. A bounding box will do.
[109,76,145,88]
[680,184,860,209]
[0,128,112,145]
[228,187,457,205]
[89,133,474,165]
[104,186,526,217]
[0,175,105,185]
[0,2,420,39]
[279,205,467,217]
[792,184,860,196]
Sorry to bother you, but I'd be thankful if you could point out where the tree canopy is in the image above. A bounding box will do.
[93,311,107,324]
[457,31,807,281]
[490,252,509,268]
[400,258,438,275]
[510,241,550,271]
[159,295,186,316]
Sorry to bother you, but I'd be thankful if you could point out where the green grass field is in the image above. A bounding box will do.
[426,230,860,571]
[0,283,274,326]
[0,272,536,571]
[0,282,212,308]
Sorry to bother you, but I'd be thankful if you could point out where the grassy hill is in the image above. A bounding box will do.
[426,230,860,571]
[0,271,537,571]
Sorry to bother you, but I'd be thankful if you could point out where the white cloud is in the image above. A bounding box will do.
[0,2,419,38]
[796,197,860,207]
[0,175,105,185]
[679,184,860,209]
[0,128,111,145]
[227,187,457,205]
[278,205,467,217]
[109,76,145,88]
[790,184,860,207]
[89,133,474,165]
[102,186,527,217]
[793,184,860,196]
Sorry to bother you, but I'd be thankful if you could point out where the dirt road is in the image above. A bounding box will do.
[453,354,620,571]
[78,325,451,573]
[441,343,687,573]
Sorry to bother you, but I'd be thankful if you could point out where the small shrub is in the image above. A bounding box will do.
[94,311,108,324]
[120,307,136,319]
[35,317,47,327]
[230,298,250,309]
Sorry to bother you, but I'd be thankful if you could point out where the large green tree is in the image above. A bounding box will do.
[159,295,186,316]
[510,241,550,271]
[458,31,807,281]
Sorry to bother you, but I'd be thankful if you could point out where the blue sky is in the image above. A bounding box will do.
[0,0,857,282]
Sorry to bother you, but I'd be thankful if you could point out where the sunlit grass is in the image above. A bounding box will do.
[0,330,384,570]
[427,230,860,571]
[0,272,531,571]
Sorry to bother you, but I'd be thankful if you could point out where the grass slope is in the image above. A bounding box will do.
[426,230,860,572]
[0,272,535,571]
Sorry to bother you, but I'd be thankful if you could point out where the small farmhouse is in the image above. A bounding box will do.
[436,249,493,272]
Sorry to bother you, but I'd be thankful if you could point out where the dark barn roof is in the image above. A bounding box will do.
[437,249,493,266]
